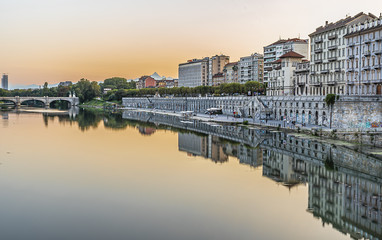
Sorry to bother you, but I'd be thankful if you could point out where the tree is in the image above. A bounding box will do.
[324,94,338,129]
[73,78,101,103]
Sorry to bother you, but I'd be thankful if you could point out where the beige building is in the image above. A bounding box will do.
[208,55,230,86]
[212,72,225,86]
[345,16,382,95]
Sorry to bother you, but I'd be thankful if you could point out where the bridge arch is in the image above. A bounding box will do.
[49,99,73,108]
[20,99,46,107]
[0,98,17,106]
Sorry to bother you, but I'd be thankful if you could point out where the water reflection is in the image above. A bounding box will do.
[121,110,382,240]
[2,108,380,239]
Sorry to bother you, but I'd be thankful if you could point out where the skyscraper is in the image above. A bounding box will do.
[1,74,8,90]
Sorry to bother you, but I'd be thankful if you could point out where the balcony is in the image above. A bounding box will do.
[376,37,382,42]
[347,68,354,72]
[310,71,316,75]
[373,50,382,55]
[328,34,337,40]
[321,69,329,74]
[328,45,337,51]
[335,68,341,72]
[371,79,382,83]
[362,66,370,71]
[327,80,336,85]
[348,42,355,47]
[364,39,372,44]
[348,54,354,59]
[373,64,381,69]
[363,51,371,56]
[314,48,323,53]
[328,56,337,62]
[297,82,306,86]
[315,38,323,43]
[310,81,321,86]
[314,59,323,64]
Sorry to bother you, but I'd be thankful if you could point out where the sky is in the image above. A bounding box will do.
[1,0,382,86]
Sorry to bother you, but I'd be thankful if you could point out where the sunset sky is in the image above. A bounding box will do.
[1,0,382,87]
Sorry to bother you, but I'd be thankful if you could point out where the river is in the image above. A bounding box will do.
[0,108,381,240]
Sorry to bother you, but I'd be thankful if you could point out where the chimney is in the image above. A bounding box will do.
[325,21,328,25]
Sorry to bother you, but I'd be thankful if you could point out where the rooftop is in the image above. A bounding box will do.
[265,38,308,48]
[279,51,305,59]
[309,12,377,36]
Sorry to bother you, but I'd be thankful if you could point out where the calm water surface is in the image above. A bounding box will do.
[0,109,381,240]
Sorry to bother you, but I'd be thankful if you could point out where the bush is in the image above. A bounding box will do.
[243,120,249,125]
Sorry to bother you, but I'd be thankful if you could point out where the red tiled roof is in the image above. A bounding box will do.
[224,62,238,67]
[273,59,282,64]
[279,51,304,59]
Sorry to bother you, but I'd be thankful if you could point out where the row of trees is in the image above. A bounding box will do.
[0,79,101,103]
[1,77,265,103]
[104,81,266,101]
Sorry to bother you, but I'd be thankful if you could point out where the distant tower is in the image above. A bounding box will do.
[1,74,8,90]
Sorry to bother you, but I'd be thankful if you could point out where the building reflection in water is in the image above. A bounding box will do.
[30,109,382,239]
[178,130,382,240]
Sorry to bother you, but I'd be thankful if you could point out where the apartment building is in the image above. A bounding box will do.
[309,12,376,96]
[267,51,305,96]
[345,16,382,95]
[178,58,209,87]
[223,62,239,84]
[238,53,264,83]
[294,61,310,95]
[208,55,230,86]
[1,74,8,90]
[212,72,225,86]
[263,39,309,84]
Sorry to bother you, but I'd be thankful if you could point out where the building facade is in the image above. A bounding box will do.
[212,72,225,86]
[263,39,309,84]
[178,58,209,87]
[208,55,230,86]
[309,12,376,96]
[267,51,305,96]
[223,62,239,84]
[137,76,156,89]
[345,16,382,95]
[238,53,264,83]
[1,74,8,90]
[294,61,310,95]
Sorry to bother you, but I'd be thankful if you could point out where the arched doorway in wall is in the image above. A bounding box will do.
[377,85,382,95]
[315,111,319,125]
[290,110,293,121]
[296,110,299,123]
[308,111,312,124]
[284,109,287,120]
[279,109,282,120]
[302,111,305,124]
[323,88,326,96]
[323,111,327,126]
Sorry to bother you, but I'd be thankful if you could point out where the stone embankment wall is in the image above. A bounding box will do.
[122,95,382,131]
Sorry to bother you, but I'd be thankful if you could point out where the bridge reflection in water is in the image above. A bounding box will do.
[122,110,382,240]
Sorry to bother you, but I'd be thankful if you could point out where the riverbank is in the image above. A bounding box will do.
[119,107,382,148]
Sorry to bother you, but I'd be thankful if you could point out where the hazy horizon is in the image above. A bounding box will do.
[1,0,382,86]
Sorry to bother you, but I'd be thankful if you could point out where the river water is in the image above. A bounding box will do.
[0,109,381,240]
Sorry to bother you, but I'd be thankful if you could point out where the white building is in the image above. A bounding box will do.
[294,61,310,96]
[263,39,309,84]
[267,51,305,96]
[238,53,263,83]
[178,58,209,87]
[345,16,382,95]
[309,12,376,96]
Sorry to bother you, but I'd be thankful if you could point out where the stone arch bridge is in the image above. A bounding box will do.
[0,96,79,107]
